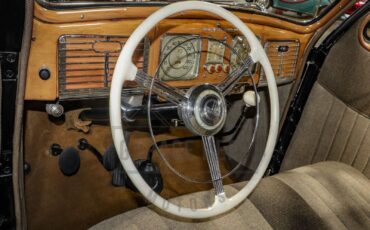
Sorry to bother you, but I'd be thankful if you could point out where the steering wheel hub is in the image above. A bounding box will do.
[180,84,227,136]
[200,95,222,126]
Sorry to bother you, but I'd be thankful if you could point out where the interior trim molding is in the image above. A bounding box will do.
[358,13,370,51]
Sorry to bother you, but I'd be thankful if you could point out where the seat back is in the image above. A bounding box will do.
[281,12,370,177]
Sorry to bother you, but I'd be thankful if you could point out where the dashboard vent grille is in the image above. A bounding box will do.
[261,40,300,82]
[58,34,148,100]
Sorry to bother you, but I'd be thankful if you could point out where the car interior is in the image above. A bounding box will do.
[0,0,369,229]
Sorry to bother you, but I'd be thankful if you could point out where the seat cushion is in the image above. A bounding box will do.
[246,161,370,230]
[89,184,273,230]
[90,162,370,230]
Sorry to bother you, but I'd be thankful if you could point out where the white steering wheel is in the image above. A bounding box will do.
[110,1,279,219]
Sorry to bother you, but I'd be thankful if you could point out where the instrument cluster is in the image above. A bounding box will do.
[158,34,254,83]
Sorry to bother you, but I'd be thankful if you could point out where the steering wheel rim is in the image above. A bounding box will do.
[110,1,279,219]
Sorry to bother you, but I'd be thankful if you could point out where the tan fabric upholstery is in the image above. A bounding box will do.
[90,185,272,230]
[318,13,370,117]
[232,178,328,229]
[90,162,370,230]
[281,13,370,177]
[275,162,370,229]
[281,83,370,177]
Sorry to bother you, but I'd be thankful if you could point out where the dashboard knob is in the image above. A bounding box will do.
[45,103,64,117]
[39,68,51,80]
[215,64,223,73]
[243,90,260,107]
[205,64,215,74]
[223,64,230,73]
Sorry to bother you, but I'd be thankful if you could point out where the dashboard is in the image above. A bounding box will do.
[24,3,315,101]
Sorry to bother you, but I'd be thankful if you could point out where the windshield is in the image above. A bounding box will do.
[37,0,340,23]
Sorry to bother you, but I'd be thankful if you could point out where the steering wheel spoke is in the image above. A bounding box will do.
[202,135,224,195]
[135,70,187,105]
[218,55,254,96]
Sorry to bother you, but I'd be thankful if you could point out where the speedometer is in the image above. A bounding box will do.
[158,35,201,81]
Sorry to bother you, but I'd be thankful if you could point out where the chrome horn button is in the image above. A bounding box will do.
[180,84,227,136]
[199,95,223,126]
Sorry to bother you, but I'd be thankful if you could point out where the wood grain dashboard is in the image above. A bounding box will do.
[25,4,314,101]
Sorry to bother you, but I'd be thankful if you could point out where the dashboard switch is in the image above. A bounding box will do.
[223,64,230,73]
[215,64,223,73]
[39,68,51,80]
[278,45,289,52]
[205,64,215,74]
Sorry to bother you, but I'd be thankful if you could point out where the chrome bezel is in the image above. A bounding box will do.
[179,84,227,136]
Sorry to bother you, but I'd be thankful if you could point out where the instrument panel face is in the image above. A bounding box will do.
[158,35,201,81]
[156,33,255,85]
[25,19,308,101]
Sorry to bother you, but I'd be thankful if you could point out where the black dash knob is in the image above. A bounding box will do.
[39,68,51,80]
[278,45,289,53]
[50,143,63,156]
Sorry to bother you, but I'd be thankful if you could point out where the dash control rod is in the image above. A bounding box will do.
[79,102,179,124]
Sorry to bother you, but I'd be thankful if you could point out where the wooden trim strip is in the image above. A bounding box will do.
[34,0,354,34]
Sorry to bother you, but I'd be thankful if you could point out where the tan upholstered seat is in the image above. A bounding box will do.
[90,161,370,230]
[281,14,370,177]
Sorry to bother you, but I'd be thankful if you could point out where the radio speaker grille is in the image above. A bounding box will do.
[261,40,300,82]
[58,34,148,100]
